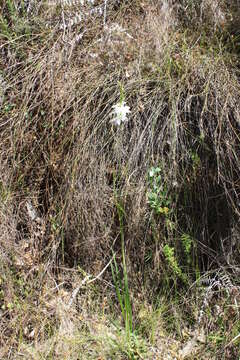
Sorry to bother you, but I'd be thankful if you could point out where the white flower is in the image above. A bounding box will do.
[111,101,131,126]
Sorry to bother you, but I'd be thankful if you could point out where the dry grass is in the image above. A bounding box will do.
[0,0,240,358]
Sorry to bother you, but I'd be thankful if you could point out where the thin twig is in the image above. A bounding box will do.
[224,333,240,349]
[67,256,114,308]
[103,0,108,26]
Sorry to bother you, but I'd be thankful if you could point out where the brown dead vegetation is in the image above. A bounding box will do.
[0,0,240,358]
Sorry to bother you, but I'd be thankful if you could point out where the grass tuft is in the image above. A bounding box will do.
[0,0,240,358]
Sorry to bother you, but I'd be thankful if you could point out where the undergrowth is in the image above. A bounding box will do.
[0,0,240,358]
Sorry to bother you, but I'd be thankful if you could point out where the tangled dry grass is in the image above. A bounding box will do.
[0,0,240,358]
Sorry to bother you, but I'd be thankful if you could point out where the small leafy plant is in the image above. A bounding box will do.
[147,166,171,215]
[181,233,193,265]
[163,244,187,284]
